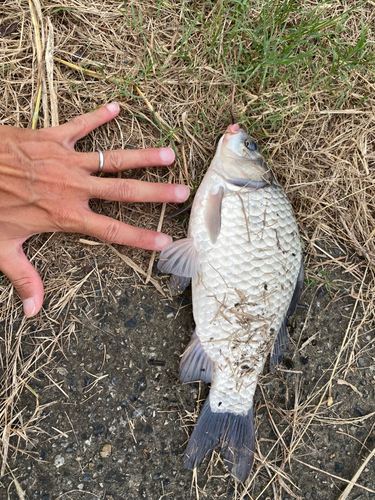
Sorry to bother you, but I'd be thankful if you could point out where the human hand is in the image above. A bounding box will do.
[0,102,189,317]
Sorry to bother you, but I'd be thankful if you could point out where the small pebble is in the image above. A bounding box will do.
[104,470,126,483]
[153,473,162,480]
[144,425,153,435]
[129,395,137,402]
[141,305,154,314]
[334,462,344,473]
[132,408,144,419]
[43,495,50,500]
[54,455,65,468]
[136,376,147,392]
[119,298,129,308]
[93,423,105,436]
[358,357,365,367]
[77,484,84,490]
[100,444,112,458]
[164,306,175,313]
[124,317,137,328]
[83,473,90,482]
[300,357,309,365]
[356,407,365,416]
[111,377,119,387]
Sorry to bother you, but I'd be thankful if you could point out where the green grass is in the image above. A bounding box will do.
[305,269,337,295]
[112,0,375,141]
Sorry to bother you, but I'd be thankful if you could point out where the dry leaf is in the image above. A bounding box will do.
[336,378,363,397]
[56,367,68,377]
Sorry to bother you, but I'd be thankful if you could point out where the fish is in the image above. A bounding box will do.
[158,123,303,482]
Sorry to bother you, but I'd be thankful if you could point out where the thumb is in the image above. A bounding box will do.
[0,242,44,317]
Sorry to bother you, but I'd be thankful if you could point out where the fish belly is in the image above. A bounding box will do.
[191,184,301,414]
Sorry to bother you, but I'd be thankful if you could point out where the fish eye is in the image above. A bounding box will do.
[244,139,258,151]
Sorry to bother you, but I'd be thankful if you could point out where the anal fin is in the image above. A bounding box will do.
[180,331,213,384]
[184,397,254,483]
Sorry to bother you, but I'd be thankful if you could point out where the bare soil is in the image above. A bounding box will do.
[1,240,374,500]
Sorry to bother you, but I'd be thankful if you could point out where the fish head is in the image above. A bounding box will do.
[217,124,273,187]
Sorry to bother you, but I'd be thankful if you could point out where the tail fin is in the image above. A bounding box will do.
[184,397,254,483]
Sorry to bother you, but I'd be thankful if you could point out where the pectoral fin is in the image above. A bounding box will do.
[157,237,200,278]
[205,186,224,244]
[170,274,191,295]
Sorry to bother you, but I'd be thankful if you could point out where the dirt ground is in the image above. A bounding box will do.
[1,237,374,500]
[1,2,375,498]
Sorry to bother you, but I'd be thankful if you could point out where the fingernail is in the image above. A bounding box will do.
[155,234,172,250]
[159,148,175,164]
[105,102,120,113]
[174,185,190,202]
[23,297,36,318]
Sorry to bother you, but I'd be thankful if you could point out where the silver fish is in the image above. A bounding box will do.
[158,123,303,482]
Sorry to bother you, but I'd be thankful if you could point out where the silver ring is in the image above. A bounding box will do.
[97,149,104,173]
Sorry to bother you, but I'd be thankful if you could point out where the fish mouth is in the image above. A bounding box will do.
[226,123,242,135]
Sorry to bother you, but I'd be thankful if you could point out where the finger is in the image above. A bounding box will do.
[89,177,190,204]
[0,243,44,317]
[58,102,120,148]
[82,147,175,173]
[82,212,172,251]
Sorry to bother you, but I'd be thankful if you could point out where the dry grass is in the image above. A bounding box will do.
[1,0,375,498]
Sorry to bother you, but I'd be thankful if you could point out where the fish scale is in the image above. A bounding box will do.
[191,181,301,414]
[158,123,303,482]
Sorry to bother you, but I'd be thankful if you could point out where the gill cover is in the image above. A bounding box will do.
[215,124,274,188]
